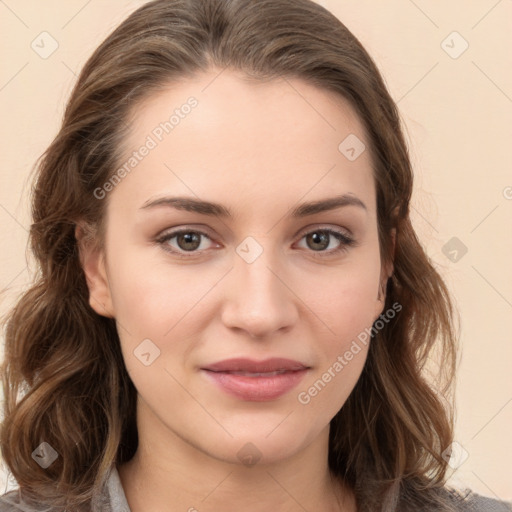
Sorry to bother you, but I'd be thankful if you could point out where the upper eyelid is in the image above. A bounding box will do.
[157,223,352,237]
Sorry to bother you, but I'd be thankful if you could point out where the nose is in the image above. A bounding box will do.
[220,243,298,339]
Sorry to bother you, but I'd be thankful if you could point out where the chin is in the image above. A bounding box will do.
[196,421,322,467]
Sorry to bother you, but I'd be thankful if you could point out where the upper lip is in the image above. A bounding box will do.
[201,357,310,373]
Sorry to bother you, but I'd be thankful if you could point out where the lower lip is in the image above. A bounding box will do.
[201,369,309,401]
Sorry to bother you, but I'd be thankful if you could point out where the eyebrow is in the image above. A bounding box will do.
[140,193,367,218]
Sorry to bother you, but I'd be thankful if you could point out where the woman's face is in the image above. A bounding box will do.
[81,68,392,466]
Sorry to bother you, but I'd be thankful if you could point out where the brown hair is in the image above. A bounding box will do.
[0,0,461,510]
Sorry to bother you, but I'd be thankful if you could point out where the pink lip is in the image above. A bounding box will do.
[200,358,310,401]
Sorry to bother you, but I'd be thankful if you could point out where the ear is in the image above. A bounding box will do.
[374,228,396,319]
[75,222,115,318]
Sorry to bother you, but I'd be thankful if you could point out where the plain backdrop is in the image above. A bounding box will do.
[0,0,511,500]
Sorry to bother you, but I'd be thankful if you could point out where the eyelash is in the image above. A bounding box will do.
[155,226,357,259]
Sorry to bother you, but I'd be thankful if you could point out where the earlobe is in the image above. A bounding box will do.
[75,223,115,318]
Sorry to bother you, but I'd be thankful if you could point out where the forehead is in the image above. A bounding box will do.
[111,69,375,217]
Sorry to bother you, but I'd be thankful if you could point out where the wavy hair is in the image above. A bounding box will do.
[0,0,461,510]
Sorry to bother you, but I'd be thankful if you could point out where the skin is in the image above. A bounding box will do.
[78,68,394,512]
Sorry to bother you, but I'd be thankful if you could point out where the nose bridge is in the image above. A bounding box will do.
[221,235,297,337]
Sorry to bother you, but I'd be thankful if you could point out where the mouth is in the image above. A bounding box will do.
[200,358,310,401]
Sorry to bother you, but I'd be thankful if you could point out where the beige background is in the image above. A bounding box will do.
[1,0,511,500]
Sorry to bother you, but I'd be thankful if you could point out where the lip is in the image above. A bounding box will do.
[200,358,310,401]
[201,357,309,373]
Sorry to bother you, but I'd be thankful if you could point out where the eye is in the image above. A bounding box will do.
[296,228,356,256]
[156,228,216,257]
[155,226,357,258]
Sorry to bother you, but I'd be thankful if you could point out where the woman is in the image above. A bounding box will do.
[0,0,510,511]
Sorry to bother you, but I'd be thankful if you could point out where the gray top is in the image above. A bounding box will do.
[0,465,510,511]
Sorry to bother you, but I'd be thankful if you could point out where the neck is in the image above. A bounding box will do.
[118,399,356,512]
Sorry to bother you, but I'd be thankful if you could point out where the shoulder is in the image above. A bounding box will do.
[0,489,23,511]
[0,488,53,511]
[445,486,512,512]
[0,464,122,512]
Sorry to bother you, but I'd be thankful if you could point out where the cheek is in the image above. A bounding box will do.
[106,246,209,334]
[329,278,379,342]
[106,256,203,400]
[308,282,374,387]
[296,255,381,341]
[295,274,376,414]
[105,248,225,389]
[292,255,380,399]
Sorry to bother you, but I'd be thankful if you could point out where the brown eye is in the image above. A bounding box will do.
[175,232,202,251]
[156,226,356,259]
[305,231,330,251]
[297,228,356,255]
[156,229,215,256]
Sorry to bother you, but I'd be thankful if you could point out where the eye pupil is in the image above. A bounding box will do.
[307,231,329,251]
[178,232,201,251]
